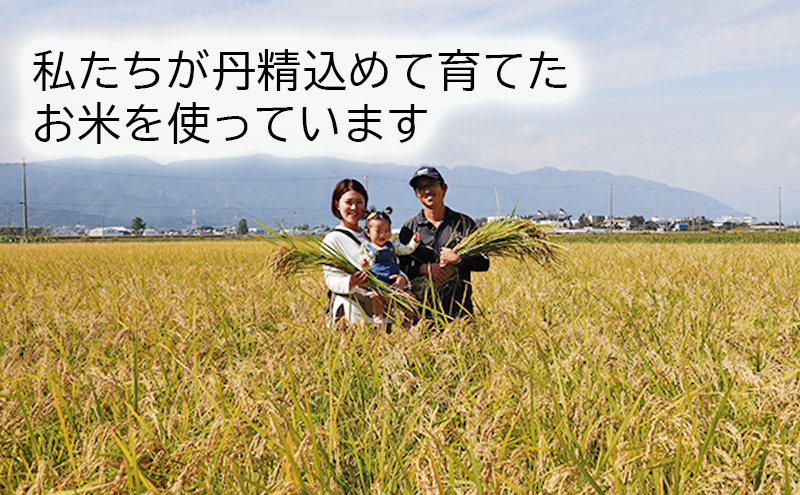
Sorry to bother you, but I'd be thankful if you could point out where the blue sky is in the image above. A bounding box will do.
[2,0,800,220]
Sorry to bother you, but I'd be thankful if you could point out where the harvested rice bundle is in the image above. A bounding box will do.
[267,229,419,315]
[411,217,561,303]
[268,232,354,277]
[453,216,560,265]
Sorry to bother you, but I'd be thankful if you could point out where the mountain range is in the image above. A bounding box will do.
[0,155,742,230]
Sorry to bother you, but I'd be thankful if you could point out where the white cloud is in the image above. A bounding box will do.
[735,140,765,163]
[514,124,539,137]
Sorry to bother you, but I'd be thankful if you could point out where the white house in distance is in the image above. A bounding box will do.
[88,226,131,237]
[529,209,573,229]
[713,215,756,228]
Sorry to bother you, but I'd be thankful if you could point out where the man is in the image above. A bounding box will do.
[399,166,489,320]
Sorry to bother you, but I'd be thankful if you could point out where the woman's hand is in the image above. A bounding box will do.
[388,274,407,290]
[349,270,369,290]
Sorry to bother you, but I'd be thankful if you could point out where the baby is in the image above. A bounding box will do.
[359,208,420,328]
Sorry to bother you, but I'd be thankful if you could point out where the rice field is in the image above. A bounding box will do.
[1,239,799,494]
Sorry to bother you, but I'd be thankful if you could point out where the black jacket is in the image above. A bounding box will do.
[398,207,489,318]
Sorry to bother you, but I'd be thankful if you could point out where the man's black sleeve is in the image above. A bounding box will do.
[398,218,431,279]
[458,215,489,272]
[461,253,490,272]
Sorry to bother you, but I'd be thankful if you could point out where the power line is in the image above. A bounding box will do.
[27,163,345,183]
[15,165,671,193]
[27,200,318,210]
[12,163,797,197]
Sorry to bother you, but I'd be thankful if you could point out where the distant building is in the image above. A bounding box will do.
[649,217,673,232]
[88,226,131,237]
[713,215,756,228]
[603,218,631,230]
[50,225,85,236]
[528,209,572,228]
[671,222,689,232]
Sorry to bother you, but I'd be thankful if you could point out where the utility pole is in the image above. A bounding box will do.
[364,173,369,194]
[608,182,613,221]
[778,186,783,232]
[22,158,28,238]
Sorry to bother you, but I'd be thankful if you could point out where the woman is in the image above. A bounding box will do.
[322,178,407,327]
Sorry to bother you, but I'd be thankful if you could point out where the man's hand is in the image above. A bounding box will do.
[439,247,461,267]
[421,262,450,284]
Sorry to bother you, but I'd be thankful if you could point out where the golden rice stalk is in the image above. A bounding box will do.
[265,229,419,316]
[267,233,355,277]
[452,216,561,265]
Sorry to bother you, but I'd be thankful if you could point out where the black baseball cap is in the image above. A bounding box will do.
[409,166,445,187]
